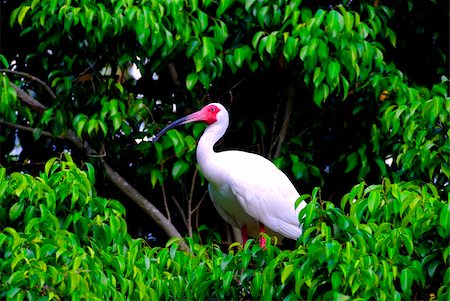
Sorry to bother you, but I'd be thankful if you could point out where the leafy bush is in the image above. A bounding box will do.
[0,0,448,299]
[1,156,448,300]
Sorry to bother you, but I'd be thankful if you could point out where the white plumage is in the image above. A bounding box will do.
[153,103,306,244]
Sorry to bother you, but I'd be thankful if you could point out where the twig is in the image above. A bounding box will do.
[268,101,282,160]
[161,183,171,222]
[218,77,247,104]
[194,190,208,232]
[0,69,56,99]
[274,82,296,158]
[171,195,189,230]
[187,168,198,237]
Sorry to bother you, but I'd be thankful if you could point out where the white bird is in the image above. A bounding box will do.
[153,103,306,246]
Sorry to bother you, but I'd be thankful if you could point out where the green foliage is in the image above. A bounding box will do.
[376,79,449,187]
[1,156,447,299]
[2,0,447,193]
[0,1,448,298]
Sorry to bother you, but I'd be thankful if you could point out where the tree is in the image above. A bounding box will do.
[0,0,449,298]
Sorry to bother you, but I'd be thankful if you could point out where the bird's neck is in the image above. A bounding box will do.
[196,122,227,180]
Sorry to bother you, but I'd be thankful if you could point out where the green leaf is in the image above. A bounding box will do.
[151,169,163,188]
[223,270,233,290]
[326,10,344,36]
[345,152,358,173]
[193,52,204,72]
[326,60,340,87]
[245,0,256,11]
[9,202,24,221]
[299,45,308,61]
[172,160,189,179]
[281,264,294,284]
[386,27,396,47]
[45,157,58,175]
[331,271,341,290]
[313,83,329,106]
[214,21,228,43]
[6,287,21,299]
[33,127,43,140]
[283,36,298,61]
[440,202,450,235]
[400,269,413,293]
[0,54,9,68]
[341,75,349,99]
[198,71,211,88]
[251,272,262,299]
[252,31,265,49]
[202,37,215,62]
[186,40,200,58]
[367,191,380,213]
[303,201,316,227]
[18,6,31,26]
[266,33,277,55]
[217,0,232,16]
[186,73,198,90]
[234,47,245,68]
[197,10,208,32]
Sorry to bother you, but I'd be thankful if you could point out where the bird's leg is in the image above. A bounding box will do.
[241,225,248,245]
[259,223,266,247]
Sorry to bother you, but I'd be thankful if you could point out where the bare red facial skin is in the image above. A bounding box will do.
[202,104,220,125]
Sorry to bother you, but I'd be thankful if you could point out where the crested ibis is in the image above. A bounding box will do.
[152,103,306,246]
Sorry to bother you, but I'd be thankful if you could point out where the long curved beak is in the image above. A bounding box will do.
[151,110,203,143]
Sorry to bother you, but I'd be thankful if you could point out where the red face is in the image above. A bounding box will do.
[200,104,221,125]
[152,103,222,142]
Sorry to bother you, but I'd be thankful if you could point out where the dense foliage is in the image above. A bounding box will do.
[0,0,448,299]
[0,156,448,299]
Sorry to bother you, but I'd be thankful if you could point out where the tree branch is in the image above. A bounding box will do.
[10,82,48,113]
[0,120,56,139]
[1,69,56,99]
[102,159,187,250]
[8,74,188,250]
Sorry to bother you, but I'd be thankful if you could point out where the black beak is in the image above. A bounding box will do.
[151,115,191,143]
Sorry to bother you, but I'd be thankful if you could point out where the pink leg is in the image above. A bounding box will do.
[241,225,248,245]
[259,223,266,247]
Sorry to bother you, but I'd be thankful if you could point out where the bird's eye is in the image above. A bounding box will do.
[210,107,216,112]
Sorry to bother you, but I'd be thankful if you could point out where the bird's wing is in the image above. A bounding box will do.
[208,182,261,233]
[219,151,305,239]
[208,182,246,229]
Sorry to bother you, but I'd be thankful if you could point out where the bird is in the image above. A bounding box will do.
[152,103,306,246]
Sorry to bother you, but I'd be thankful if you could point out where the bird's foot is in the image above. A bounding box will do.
[259,222,267,248]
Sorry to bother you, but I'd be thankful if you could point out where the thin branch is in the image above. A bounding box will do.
[191,190,207,214]
[194,190,208,234]
[0,69,56,99]
[268,101,282,160]
[274,82,296,158]
[218,77,247,104]
[187,168,198,237]
[161,183,171,222]
[171,195,189,230]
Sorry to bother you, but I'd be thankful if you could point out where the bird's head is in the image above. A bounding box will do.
[151,103,227,142]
